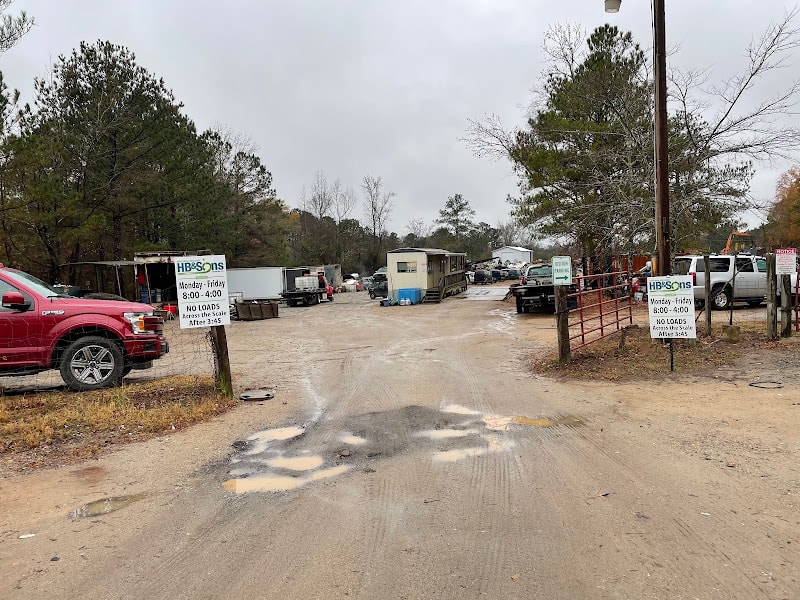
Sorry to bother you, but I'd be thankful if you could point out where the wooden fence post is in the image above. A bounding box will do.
[703,255,711,336]
[211,325,234,398]
[556,286,570,364]
[780,274,792,338]
[766,254,777,340]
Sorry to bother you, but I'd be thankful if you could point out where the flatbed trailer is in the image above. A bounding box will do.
[281,274,333,307]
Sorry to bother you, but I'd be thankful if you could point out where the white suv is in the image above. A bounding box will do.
[672,254,767,310]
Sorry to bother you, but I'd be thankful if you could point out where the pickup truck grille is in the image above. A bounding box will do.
[143,315,164,335]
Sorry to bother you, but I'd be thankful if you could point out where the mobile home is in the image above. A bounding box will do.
[386,248,468,303]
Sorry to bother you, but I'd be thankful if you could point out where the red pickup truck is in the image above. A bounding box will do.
[0,264,169,391]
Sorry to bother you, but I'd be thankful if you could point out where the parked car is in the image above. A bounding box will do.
[672,254,767,310]
[0,264,169,390]
[473,269,493,284]
[368,280,388,299]
[502,268,521,280]
[361,276,375,289]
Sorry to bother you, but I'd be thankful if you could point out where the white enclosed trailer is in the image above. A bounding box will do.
[227,267,285,301]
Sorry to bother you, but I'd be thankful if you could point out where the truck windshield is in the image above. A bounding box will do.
[529,265,552,277]
[4,269,68,298]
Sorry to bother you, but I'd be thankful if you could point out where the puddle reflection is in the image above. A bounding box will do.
[416,429,477,439]
[224,465,351,493]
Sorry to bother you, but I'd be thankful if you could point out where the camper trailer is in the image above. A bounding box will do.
[385,248,467,303]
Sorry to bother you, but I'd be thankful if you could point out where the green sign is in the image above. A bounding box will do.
[551,256,572,286]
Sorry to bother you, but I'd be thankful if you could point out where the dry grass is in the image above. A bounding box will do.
[0,376,238,473]
[532,323,792,381]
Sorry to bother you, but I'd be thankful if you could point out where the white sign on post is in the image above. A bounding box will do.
[174,255,231,329]
[647,275,696,339]
[776,248,797,276]
[551,256,572,286]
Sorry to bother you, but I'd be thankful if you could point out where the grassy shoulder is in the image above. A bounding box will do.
[532,323,796,381]
[1,375,238,475]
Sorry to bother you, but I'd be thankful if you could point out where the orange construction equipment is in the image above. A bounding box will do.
[722,232,753,255]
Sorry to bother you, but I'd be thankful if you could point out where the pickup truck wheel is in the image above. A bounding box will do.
[516,297,524,314]
[60,336,124,391]
[711,286,731,310]
[369,291,376,299]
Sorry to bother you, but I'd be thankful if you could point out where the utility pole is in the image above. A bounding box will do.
[653,0,671,276]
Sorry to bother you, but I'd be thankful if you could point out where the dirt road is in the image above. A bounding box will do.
[2,289,799,599]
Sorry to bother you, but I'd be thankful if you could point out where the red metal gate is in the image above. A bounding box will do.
[567,271,634,350]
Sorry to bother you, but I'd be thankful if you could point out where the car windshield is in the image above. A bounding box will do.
[3,268,68,297]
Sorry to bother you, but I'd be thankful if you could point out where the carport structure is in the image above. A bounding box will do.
[59,260,138,300]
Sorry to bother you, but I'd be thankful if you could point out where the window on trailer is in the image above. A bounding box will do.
[397,261,417,273]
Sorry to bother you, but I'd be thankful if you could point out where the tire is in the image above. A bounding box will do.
[60,336,124,391]
[516,297,524,314]
[369,291,376,300]
[121,365,133,378]
[711,285,731,310]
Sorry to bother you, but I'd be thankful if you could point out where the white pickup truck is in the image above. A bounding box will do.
[672,254,798,310]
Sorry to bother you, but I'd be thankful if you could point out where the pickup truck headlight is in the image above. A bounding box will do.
[124,311,153,334]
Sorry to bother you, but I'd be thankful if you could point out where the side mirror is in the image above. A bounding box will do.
[2,291,31,310]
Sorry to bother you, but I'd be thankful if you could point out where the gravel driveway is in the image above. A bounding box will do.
[2,289,799,599]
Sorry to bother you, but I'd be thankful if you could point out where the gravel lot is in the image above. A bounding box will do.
[1,288,799,599]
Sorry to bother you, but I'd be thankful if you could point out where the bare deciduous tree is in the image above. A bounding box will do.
[304,170,333,220]
[362,174,394,241]
[330,178,356,224]
[405,218,430,239]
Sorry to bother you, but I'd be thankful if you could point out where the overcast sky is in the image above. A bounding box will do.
[3,0,799,236]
